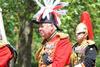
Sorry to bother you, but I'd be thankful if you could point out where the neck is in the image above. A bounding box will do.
[42,31,57,45]
[46,31,57,42]
[79,39,88,46]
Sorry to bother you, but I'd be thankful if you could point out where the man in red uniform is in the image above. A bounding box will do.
[35,21,72,67]
[33,0,72,67]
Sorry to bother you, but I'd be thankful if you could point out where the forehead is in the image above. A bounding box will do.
[76,23,87,33]
[39,23,52,27]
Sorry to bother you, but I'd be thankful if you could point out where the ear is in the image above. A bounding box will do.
[83,32,88,39]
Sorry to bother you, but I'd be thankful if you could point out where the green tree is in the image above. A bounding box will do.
[0,0,100,67]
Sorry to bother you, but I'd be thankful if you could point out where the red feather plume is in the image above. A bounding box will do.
[80,11,94,40]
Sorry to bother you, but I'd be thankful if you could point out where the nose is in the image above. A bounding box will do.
[38,27,42,32]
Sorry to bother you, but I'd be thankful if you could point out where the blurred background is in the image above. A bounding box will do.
[0,0,100,67]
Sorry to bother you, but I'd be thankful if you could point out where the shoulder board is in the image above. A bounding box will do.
[56,32,69,39]
[87,40,95,45]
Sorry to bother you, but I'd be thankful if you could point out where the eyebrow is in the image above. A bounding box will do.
[77,32,85,35]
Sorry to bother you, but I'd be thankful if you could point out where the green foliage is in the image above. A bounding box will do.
[0,0,19,45]
[60,0,100,45]
[0,0,100,66]
[96,54,100,67]
[33,0,100,66]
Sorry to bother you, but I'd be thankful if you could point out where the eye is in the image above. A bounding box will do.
[77,32,85,35]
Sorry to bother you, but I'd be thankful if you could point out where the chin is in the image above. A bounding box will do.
[41,36,46,39]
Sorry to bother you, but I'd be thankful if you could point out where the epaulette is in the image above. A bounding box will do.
[87,40,95,45]
[56,32,69,39]
[87,40,98,52]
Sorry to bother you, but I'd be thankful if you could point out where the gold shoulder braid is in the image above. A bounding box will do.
[87,40,95,45]
[56,32,69,39]
[70,51,78,67]
[35,45,43,61]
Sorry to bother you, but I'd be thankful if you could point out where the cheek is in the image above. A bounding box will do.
[44,28,52,35]
[77,34,84,39]
[42,28,50,34]
[45,29,51,34]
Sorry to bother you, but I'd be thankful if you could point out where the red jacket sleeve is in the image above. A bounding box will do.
[0,45,13,67]
[52,38,72,67]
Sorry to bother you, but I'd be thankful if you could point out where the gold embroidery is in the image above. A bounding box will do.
[36,32,68,67]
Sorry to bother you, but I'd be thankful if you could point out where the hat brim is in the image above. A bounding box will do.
[31,19,62,31]
[31,19,53,24]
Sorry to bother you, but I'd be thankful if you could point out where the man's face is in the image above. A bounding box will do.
[76,23,88,43]
[76,32,87,44]
[38,23,55,39]
[76,32,85,40]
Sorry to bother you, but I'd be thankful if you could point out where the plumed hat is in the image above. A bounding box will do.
[33,0,69,28]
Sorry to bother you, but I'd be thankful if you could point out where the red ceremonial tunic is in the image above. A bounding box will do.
[0,44,13,67]
[36,32,72,67]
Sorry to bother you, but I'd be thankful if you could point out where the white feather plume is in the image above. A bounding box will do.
[0,8,8,44]
[33,0,69,26]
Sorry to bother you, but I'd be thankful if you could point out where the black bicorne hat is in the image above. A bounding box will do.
[33,0,69,30]
[32,14,61,30]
